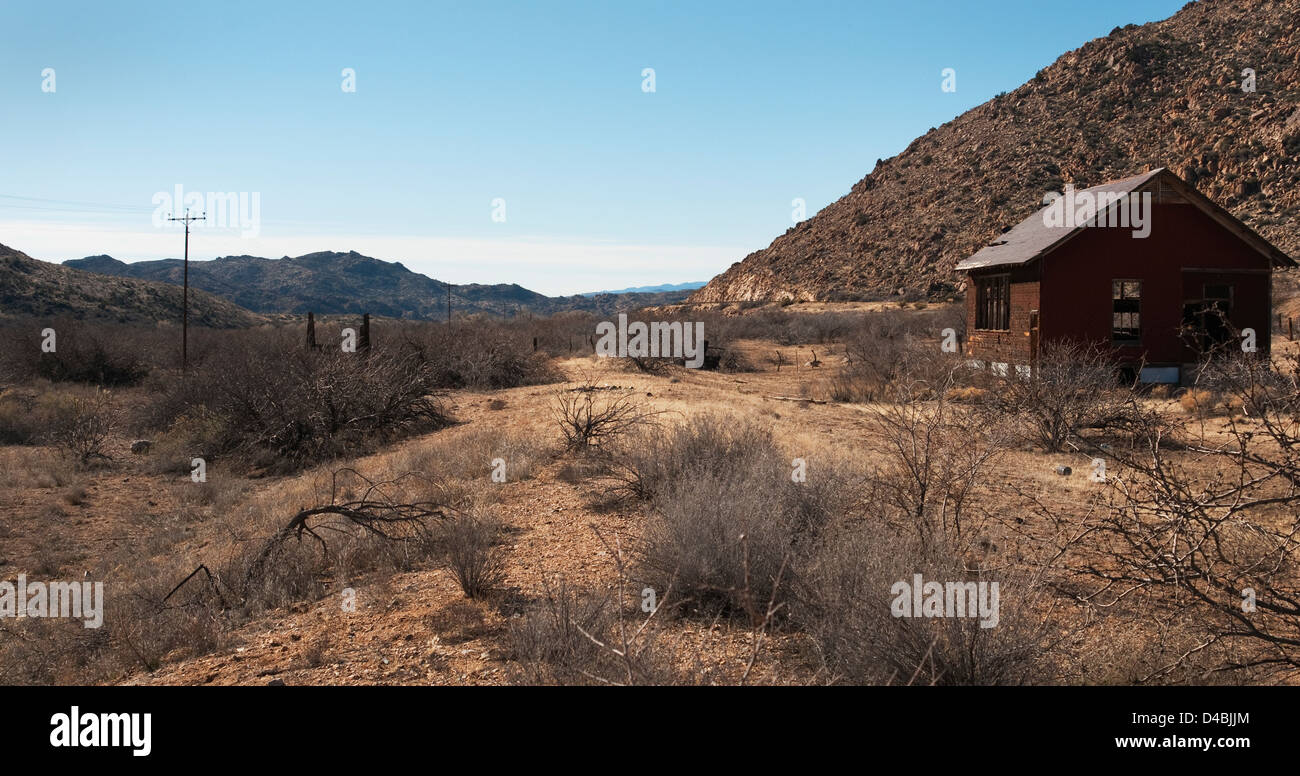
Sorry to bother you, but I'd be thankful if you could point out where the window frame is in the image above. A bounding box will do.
[974,273,1011,331]
[1112,278,1142,345]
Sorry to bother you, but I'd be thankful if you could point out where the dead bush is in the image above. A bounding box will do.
[866,377,1012,549]
[110,571,230,672]
[414,322,562,389]
[635,416,851,614]
[1064,352,1300,679]
[0,388,43,444]
[988,340,1131,452]
[715,348,756,373]
[46,389,118,464]
[797,521,1059,685]
[611,414,777,501]
[508,538,722,686]
[439,512,506,598]
[147,330,450,470]
[829,312,957,402]
[0,321,152,387]
[215,470,450,615]
[299,633,330,668]
[788,367,1065,684]
[554,384,658,451]
[143,407,228,475]
[507,582,619,684]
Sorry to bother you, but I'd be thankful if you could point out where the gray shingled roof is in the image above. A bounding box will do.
[955,169,1163,271]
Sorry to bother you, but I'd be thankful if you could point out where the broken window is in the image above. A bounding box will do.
[1112,279,1141,344]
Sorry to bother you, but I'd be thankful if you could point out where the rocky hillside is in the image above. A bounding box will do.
[66,251,692,318]
[692,0,1300,302]
[0,244,262,327]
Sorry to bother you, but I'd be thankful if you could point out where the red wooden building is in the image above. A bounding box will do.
[955,168,1295,383]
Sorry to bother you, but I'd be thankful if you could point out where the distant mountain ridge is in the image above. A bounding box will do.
[63,251,692,318]
[65,251,527,318]
[581,281,705,296]
[0,244,262,327]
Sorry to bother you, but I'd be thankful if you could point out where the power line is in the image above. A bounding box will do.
[0,193,153,212]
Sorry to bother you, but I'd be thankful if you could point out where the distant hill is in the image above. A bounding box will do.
[65,251,531,318]
[581,281,705,296]
[0,244,262,327]
[692,0,1300,302]
[64,251,693,318]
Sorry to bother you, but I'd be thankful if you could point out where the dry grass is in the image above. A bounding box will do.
[1177,387,1245,417]
[3,309,1298,686]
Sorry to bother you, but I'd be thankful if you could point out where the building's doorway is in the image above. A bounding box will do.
[1181,283,1235,354]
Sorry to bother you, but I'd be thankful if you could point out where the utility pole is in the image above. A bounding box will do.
[167,209,205,371]
[446,281,452,325]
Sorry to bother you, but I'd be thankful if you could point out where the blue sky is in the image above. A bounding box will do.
[1,0,1188,295]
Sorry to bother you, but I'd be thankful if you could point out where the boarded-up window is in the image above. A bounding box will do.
[1112,279,1141,343]
[975,274,1010,330]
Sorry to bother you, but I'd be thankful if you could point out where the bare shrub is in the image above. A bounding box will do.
[2,385,123,451]
[143,407,228,475]
[414,321,561,389]
[561,306,960,358]
[0,387,47,444]
[1063,352,1300,679]
[610,414,775,501]
[715,348,756,373]
[147,330,450,470]
[553,384,658,451]
[439,512,506,598]
[46,389,118,464]
[110,571,229,672]
[989,340,1131,452]
[508,537,723,686]
[214,469,450,615]
[797,521,1059,685]
[507,581,619,684]
[866,375,1012,549]
[0,321,151,387]
[634,416,850,614]
[0,618,122,685]
[299,633,330,668]
[791,364,1064,684]
[829,312,957,402]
